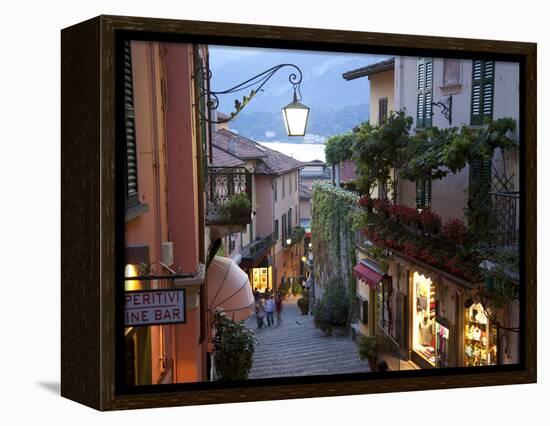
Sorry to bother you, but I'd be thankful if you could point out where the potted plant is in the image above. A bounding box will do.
[212,309,256,381]
[297,289,310,315]
[219,192,252,224]
[358,335,378,372]
[313,283,349,336]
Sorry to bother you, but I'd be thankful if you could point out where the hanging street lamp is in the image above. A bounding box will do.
[282,87,310,136]
[195,63,310,137]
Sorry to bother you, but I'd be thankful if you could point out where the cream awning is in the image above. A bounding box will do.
[207,256,254,322]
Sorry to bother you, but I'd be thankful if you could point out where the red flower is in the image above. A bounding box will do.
[418,209,442,232]
[442,219,468,245]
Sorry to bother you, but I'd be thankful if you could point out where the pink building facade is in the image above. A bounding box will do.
[124,41,208,386]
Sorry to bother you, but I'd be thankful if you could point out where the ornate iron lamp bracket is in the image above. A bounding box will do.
[431,94,453,125]
[195,63,304,124]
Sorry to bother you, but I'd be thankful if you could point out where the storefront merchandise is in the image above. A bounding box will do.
[464,302,498,366]
[412,272,436,366]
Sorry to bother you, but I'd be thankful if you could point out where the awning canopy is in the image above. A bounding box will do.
[353,262,383,288]
[207,256,254,322]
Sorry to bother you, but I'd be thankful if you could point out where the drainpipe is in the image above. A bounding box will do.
[271,176,277,292]
[335,163,341,187]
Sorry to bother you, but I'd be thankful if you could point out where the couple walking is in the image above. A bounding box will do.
[254,292,283,329]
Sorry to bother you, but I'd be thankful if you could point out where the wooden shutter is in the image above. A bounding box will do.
[417,58,433,128]
[469,159,492,193]
[287,210,292,234]
[282,214,287,242]
[471,60,495,125]
[415,176,432,209]
[123,40,139,208]
[378,97,388,124]
[362,300,369,324]
[274,219,279,240]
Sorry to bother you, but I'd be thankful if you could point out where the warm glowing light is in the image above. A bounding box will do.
[286,238,292,245]
[125,264,142,291]
[301,256,307,263]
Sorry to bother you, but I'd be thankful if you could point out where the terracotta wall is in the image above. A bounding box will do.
[125,41,170,385]
[340,159,357,181]
[163,42,206,383]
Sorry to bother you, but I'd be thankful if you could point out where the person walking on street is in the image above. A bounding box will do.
[275,291,283,325]
[255,300,266,329]
[265,294,275,326]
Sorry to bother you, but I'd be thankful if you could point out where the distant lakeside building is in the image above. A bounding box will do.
[211,119,306,294]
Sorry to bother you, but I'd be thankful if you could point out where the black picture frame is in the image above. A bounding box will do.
[61,15,536,411]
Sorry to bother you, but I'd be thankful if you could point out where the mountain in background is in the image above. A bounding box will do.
[209,46,388,142]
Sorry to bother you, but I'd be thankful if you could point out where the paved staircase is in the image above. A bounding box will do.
[245,299,370,379]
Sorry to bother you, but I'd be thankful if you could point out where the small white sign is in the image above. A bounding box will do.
[125,289,186,327]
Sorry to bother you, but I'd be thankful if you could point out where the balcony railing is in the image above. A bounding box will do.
[283,226,306,248]
[490,191,520,248]
[241,234,274,265]
[206,166,252,226]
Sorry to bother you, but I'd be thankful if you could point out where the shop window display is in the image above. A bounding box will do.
[251,266,272,292]
[412,272,436,366]
[464,302,498,366]
[435,317,452,368]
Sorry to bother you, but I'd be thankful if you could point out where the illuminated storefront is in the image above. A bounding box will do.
[250,266,273,292]
[411,272,436,367]
[464,301,498,366]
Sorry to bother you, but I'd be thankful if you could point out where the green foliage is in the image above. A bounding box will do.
[313,283,350,334]
[291,282,303,296]
[288,226,306,246]
[400,117,517,180]
[325,132,356,165]
[353,111,413,195]
[351,112,517,193]
[219,192,252,224]
[358,336,378,361]
[212,309,256,381]
[229,89,259,120]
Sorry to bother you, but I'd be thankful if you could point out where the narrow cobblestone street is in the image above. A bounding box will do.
[245,299,370,379]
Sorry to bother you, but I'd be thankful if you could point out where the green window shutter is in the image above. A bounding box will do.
[469,159,492,193]
[415,176,432,209]
[287,210,292,234]
[424,58,433,127]
[378,97,388,125]
[274,219,279,241]
[471,60,495,125]
[417,58,433,128]
[123,40,139,208]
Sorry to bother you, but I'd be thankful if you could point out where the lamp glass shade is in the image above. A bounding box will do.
[282,100,310,136]
[286,238,292,245]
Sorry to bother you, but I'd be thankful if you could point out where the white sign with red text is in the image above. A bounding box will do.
[125,289,186,327]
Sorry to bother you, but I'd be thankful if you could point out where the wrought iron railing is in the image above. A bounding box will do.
[206,166,252,225]
[283,226,306,248]
[490,191,520,248]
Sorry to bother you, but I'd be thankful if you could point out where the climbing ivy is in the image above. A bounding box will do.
[311,182,359,330]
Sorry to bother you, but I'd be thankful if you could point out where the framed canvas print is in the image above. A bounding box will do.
[61,15,536,411]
